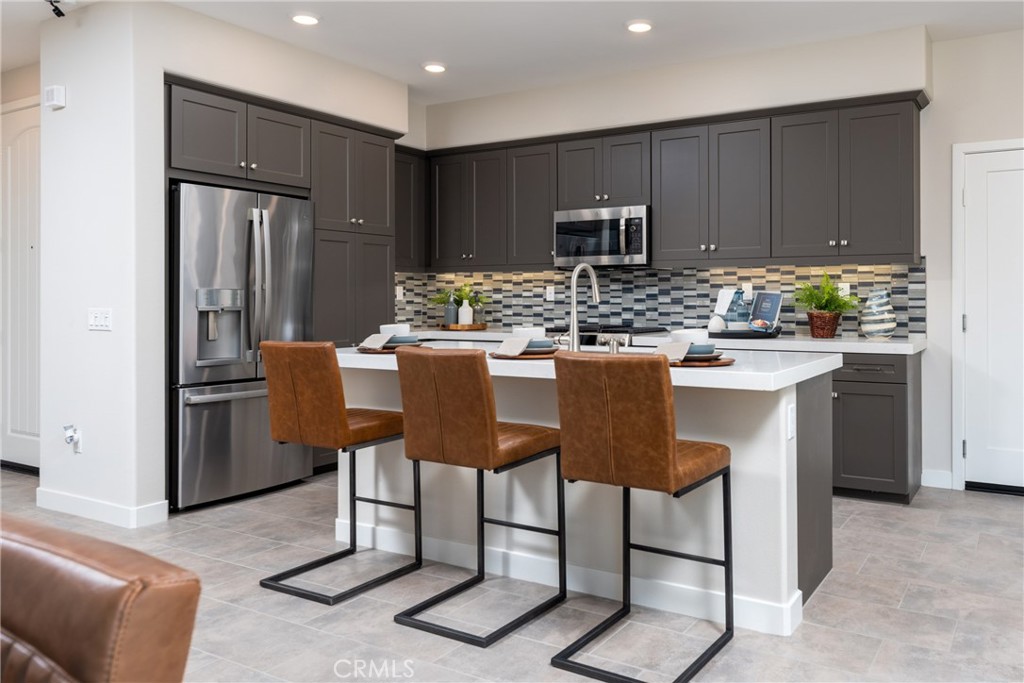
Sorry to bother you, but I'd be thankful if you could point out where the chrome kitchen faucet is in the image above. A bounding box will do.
[568,263,600,352]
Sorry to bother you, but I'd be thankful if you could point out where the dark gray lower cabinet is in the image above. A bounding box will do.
[312,230,394,348]
[833,354,921,504]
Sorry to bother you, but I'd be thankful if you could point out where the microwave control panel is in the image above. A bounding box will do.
[626,218,645,254]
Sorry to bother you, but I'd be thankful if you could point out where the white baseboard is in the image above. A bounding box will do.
[36,487,168,528]
[336,519,802,636]
[921,469,954,489]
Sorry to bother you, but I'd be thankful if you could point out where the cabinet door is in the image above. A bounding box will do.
[353,131,394,236]
[311,229,356,347]
[603,132,651,207]
[247,105,311,188]
[839,102,917,257]
[169,86,246,179]
[651,126,708,263]
[507,145,556,266]
[709,119,771,260]
[772,111,839,258]
[466,150,507,267]
[431,155,468,268]
[557,138,602,209]
[355,235,395,341]
[833,380,908,494]
[311,121,354,231]
[395,152,427,269]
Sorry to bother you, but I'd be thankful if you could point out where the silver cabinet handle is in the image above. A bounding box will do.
[185,389,268,405]
[699,244,707,252]
[602,194,609,201]
[594,194,601,201]
[350,218,358,224]
[468,253,474,259]
[357,219,365,225]
[840,239,849,246]
[831,392,838,399]
[828,239,837,247]
[239,161,246,168]
[551,250,555,256]
[461,254,466,259]
[709,244,717,251]
[250,163,258,170]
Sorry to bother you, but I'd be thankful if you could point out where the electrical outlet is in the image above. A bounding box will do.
[741,283,753,301]
[395,285,405,301]
[87,308,112,331]
[837,282,851,297]
[545,285,556,302]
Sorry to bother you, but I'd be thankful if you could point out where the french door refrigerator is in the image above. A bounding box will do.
[169,182,313,510]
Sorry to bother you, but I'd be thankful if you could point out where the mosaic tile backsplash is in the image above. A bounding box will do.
[396,259,926,338]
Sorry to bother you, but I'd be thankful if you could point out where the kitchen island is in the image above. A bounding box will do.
[333,343,841,636]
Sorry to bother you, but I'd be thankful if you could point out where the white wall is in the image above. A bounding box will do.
[38,2,408,526]
[1,63,40,104]
[919,30,1024,485]
[426,26,929,148]
[398,100,428,150]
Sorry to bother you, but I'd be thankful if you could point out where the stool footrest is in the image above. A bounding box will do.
[629,542,726,568]
[261,553,421,606]
[354,495,416,511]
[482,516,560,536]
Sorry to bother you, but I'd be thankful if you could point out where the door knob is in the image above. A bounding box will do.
[239,161,246,168]
[831,392,839,399]
[709,244,717,251]
[467,253,474,259]
[699,244,707,252]
[840,239,849,247]
[350,218,358,224]
[602,194,609,200]
[357,219,365,225]
[594,195,601,201]
[250,163,258,170]
[828,240,837,247]
[461,254,466,259]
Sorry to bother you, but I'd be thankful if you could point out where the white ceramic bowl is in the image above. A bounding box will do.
[670,328,709,345]
[512,326,546,338]
[380,323,411,336]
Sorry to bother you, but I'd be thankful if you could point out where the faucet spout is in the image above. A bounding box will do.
[568,263,601,352]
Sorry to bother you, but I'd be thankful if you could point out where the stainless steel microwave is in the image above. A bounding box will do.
[553,205,649,268]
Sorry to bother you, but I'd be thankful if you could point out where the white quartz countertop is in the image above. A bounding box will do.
[338,342,842,392]
[415,327,927,355]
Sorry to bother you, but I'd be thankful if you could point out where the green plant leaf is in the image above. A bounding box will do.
[793,272,859,313]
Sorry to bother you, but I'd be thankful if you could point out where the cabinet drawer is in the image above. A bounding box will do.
[834,354,906,384]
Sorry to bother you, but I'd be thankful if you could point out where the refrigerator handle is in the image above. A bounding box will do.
[250,207,264,362]
[261,208,273,343]
[184,388,268,405]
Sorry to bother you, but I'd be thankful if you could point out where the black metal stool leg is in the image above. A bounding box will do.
[395,449,566,647]
[552,469,735,683]
[260,439,423,606]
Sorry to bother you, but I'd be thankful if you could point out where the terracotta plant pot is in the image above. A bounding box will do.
[807,311,841,338]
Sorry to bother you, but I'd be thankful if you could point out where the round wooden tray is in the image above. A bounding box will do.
[440,323,488,331]
[669,357,735,368]
[489,351,558,360]
[357,343,423,354]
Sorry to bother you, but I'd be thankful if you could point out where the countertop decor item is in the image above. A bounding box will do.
[794,272,859,339]
[429,283,491,313]
[860,289,898,340]
[440,323,488,331]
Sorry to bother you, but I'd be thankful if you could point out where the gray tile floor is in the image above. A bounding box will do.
[2,469,1021,682]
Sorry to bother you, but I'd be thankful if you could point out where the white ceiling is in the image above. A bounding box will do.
[3,1,1022,105]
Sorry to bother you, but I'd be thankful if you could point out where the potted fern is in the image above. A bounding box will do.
[793,273,859,338]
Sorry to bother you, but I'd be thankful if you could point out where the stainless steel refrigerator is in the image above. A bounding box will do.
[169,182,313,510]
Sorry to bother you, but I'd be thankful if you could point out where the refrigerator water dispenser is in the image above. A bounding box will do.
[195,288,244,364]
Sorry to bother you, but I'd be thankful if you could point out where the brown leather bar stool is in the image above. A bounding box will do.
[258,341,422,605]
[392,346,566,647]
[551,352,734,683]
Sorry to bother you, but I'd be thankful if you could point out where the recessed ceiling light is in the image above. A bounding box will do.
[292,13,319,26]
[627,20,653,33]
[422,62,447,74]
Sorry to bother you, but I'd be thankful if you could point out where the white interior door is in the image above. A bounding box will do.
[963,148,1024,489]
[1,99,41,467]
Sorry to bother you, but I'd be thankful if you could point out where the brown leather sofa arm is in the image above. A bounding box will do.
[1,514,201,683]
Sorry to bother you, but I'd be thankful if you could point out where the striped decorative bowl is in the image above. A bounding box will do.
[860,289,897,340]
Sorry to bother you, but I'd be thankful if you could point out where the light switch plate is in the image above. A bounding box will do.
[545,285,556,302]
[837,282,851,297]
[88,308,112,331]
[395,285,405,301]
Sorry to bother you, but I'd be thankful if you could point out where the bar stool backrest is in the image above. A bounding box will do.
[395,347,501,469]
[553,352,677,491]
[261,341,351,449]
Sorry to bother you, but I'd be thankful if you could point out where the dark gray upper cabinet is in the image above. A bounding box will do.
[312,230,394,347]
[771,111,839,258]
[651,126,709,264]
[170,85,310,189]
[246,106,311,188]
[170,86,247,179]
[557,133,650,209]
[506,144,557,266]
[431,151,507,270]
[839,102,918,258]
[709,119,771,260]
[311,121,393,235]
[395,152,428,270]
